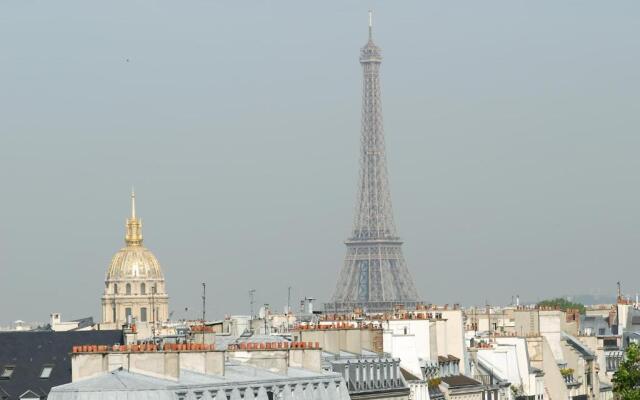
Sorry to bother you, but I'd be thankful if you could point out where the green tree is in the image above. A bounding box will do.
[613,343,640,400]
[537,298,585,314]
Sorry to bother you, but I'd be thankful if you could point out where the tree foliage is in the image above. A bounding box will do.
[537,298,585,314]
[560,368,574,378]
[427,378,441,389]
[613,343,640,400]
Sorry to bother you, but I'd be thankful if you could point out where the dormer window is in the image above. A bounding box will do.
[0,366,15,379]
[40,366,53,379]
[18,390,40,400]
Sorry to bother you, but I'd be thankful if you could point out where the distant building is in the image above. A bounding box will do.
[100,191,169,329]
[0,321,42,332]
[469,337,543,400]
[328,353,412,400]
[439,374,486,400]
[466,307,613,400]
[293,306,503,400]
[50,313,94,332]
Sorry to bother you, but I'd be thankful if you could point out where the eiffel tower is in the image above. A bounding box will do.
[326,12,421,313]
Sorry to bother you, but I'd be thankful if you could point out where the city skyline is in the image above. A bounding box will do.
[2,1,640,324]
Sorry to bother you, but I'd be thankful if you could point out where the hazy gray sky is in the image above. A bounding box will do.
[1,1,639,324]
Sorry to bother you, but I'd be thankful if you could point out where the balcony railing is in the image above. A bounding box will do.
[473,374,491,386]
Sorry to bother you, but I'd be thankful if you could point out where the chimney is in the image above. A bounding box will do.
[70,345,223,382]
[289,348,321,372]
[227,347,289,375]
[226,342,323,374]
[51,313,61,326]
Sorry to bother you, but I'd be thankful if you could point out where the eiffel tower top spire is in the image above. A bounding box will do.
[360,12,382,64]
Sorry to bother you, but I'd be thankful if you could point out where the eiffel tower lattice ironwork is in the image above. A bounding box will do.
[326,12,421,313]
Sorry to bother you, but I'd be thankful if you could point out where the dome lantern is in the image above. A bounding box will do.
[125,190,143,246]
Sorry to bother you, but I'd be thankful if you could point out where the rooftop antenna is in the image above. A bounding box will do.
[249,289,256,319]
[617,281,622,301]
[486,300,491,339]
[287,286,292,315]
[368,10,373,40]
[201,282,206,343]
[263,303,269,334]
[151,284,156,340]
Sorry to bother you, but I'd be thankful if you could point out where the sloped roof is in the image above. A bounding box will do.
[400,367,422,381]
[440,375,482,388]
[561,332,595,360]
[70,317,94,330]
[18,390,40,399]
[49,366,349,400]
[0,330,123,400]
[437,355,459,363]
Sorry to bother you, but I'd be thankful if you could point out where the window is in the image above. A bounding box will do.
[114,283,118,294]
[140,283,146,295]
[112,307,116,322]
[0,366,14,379]
[126,283,131,295]
[176,392,187,400]
[125,308,132,321]
[40,366,53,379]
[18,390,40,400]
[140,307,147,322]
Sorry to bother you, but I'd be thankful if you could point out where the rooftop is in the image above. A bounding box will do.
[440,375,482,388]
[0,330,123,400]
[49,365,348,400]
[561,332,595,360]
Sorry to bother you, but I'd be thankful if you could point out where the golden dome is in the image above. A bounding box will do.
[106,246,164,280]
[105,191,165,281]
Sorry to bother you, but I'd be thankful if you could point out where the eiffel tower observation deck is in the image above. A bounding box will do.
[326,12,421,314]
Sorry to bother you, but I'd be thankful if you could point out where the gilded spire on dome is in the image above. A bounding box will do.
[125,189,143,246]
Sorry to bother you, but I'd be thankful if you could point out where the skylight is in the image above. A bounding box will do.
[0,366,14,379]
[40,366,53,379]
